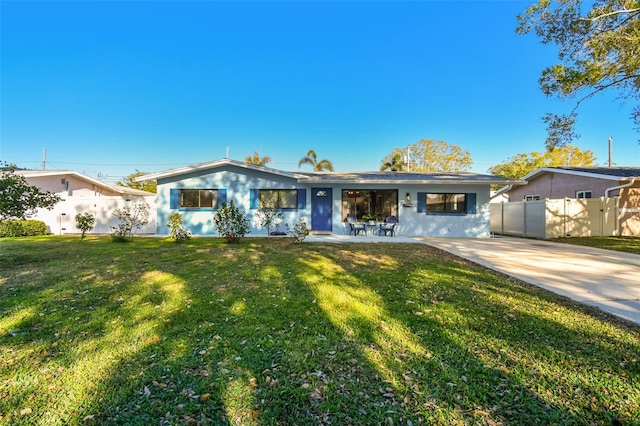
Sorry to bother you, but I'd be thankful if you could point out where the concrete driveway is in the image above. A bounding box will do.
[305,234,640,326]
[418,236,640,327]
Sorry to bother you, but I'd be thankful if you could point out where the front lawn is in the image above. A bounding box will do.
[548,236,640,255]
[1,237,639,425]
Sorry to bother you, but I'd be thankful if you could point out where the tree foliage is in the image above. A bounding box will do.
[0,167,61,221]
[110,203,150,242]
[489,145,596,179]
[298,149,334,171]
[380,149,408,172]
[117,170,157,193]
[383,139,472,173]
[517,0,640,149]
[75,212,96,240]
[245,151,273,166]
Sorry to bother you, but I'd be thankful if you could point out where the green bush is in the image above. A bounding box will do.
[0,220,48,237]
[211,200,250,243]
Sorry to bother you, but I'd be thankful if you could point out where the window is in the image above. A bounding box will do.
[180,189,218,208]
[341,190,398,221]
[524,195,540,201]
[576,190,592,199]
[426,193,466,214]
[258,189,299,209]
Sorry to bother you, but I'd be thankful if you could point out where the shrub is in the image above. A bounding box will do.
[110,203,150,242]
[212,200,250,243]
[287,219,310,243]
[168,212,191,242]
[0,220,48,237]
[75,212,95,240]
[254,191,284,236]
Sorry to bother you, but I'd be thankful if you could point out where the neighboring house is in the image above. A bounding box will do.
[137,158,522,237]
[496,167,640,237]
[15,170,157,235]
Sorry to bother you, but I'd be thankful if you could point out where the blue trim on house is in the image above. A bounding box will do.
[417,192,426,213]
[466,193,476,214]
[218,189,227,208]
[250,189,260,209]
[170,188,180,209]
[297,189,306,210]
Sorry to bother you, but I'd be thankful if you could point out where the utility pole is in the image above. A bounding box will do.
[608,136,613,167]
[41,148,47,170]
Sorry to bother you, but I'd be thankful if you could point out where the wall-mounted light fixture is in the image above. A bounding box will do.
[403,192,412,207]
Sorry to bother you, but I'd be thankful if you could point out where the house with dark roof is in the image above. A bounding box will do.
[498,167,640,236]
[138,158,522,237]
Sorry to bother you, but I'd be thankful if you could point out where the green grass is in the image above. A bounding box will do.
[549,236,640,255]
[1,236,639,425]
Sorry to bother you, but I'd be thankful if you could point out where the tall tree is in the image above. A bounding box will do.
[0,167,61,221]
[489,145,596,179]
[117,170,157,193]
[380,149,407,172]
[245,151,273,166]
[393,139,472,172]
[517,0,640,150]
[298,149,334,171]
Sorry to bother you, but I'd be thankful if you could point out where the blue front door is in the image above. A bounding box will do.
[311,188,332,232]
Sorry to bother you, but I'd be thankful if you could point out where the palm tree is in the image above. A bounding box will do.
[380,150,407,172]
[298,149,334,171]
[245,151,273,166]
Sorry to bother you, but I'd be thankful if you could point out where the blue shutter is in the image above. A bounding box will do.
[297,189,306,209]
[250,189,260,209]
[217,189,227,208]
[466,193,477,214]
[170,189,180,209]
[417,192,426,213]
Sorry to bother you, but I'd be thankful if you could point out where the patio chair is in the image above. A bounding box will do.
[346,215,366,236]
[378,215,398,237]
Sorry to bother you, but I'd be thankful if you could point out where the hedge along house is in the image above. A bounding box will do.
[137,158,523,237]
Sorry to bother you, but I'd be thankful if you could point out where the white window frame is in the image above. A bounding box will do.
[576,190,592,199]
[524,195,540,201]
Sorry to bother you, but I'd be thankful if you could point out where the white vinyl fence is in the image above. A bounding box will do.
[31,195,157,235]
[491,197,619,239]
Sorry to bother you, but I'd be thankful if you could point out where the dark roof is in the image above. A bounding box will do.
[554,167,640,178]
[297,171,519,185]
[139,158,524,185]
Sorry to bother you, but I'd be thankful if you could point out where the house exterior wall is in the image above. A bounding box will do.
[156,165,306,236]
[156,164,493,237]
[22,174,156,235]
[33,196,157,235]
[508,173,616,201]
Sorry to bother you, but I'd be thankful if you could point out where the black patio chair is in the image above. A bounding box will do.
[378,215,398,237]
[346,215,366,236]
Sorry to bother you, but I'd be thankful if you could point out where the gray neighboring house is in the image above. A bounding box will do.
[138,158,522,238]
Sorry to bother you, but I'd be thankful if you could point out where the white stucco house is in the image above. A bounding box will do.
[137,158,522,238]
[15,169,156,235]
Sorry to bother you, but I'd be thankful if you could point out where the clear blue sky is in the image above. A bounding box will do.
[2,1,638,182]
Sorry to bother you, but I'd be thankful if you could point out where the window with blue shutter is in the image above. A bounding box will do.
[418,192,476,215]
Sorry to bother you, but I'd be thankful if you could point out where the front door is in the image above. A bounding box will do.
[311,188,332,232]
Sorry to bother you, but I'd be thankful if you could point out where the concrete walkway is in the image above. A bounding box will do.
[305,234,640,326]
